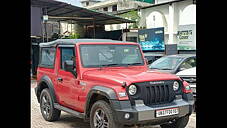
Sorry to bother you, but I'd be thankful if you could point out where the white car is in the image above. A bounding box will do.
[176,67,196,97]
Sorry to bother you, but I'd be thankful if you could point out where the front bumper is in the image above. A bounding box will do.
[110,94,194,125]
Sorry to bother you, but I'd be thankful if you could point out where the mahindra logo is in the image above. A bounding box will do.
[149,81,165,85]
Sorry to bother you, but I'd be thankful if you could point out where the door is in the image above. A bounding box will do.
[57,46,79,110]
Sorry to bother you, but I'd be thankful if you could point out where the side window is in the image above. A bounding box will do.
[60,47,75,70]
[180,58,196,69]
[40,47,56,67]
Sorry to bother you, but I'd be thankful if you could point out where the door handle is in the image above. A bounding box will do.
[57,77,63,82]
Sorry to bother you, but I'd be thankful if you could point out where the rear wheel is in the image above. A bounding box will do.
[90,100,123,128]
[40,88,61,121]
[160,115,190,128]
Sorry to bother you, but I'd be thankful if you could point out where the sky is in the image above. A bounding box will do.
[57,0,105,7]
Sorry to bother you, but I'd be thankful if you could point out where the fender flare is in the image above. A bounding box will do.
[84,86,117,118]
[36,75,57,103]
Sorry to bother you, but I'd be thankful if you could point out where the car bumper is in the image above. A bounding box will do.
[110,94,194,125]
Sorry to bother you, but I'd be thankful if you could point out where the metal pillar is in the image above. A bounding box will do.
[126,23,128,41]
[58,21,61,35]
[93,19,96,38]
[44,8,48,42]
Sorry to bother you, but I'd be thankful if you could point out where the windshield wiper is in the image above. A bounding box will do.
[124,63,143,66]
[160,68,172,70]
[150,67,160,69]
[99,63,122,67]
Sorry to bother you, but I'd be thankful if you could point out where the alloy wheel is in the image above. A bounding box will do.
[41,94,51,118]
[93,108,109,128]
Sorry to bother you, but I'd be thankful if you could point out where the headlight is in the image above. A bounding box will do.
[173,81,180,91]
[128,85,137,95]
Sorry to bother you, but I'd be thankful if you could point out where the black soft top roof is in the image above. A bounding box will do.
[39,39,130,47]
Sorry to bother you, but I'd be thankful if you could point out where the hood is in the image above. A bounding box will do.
[176,67,196,76]
[82,67,180,86]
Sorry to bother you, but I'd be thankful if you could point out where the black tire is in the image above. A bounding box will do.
[40,88,61,122]
[160,115,190,128]
[90,100,123,128]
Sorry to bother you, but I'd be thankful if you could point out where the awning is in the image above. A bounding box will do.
[31,0,135,25]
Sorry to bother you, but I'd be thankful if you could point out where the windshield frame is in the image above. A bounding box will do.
[79,44,145,68]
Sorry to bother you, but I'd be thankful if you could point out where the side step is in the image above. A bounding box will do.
[54,103,85,119]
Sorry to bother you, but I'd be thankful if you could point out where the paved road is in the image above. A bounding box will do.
[31,80,196,128]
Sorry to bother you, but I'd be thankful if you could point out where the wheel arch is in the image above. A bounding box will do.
[36,75,57,103]
[84,86,117,120]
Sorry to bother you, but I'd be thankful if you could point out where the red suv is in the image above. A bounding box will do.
[35,39,194,128]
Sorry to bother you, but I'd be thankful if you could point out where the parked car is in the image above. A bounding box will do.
[35,39,194,128]
[149,54,196,74]
[176,67,196,111]
[143,53,163,65]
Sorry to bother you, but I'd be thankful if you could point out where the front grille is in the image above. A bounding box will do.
[145,84,174,105]
[128,80,179,106]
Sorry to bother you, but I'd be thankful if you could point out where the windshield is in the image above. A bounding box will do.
[80,44,144,68]
[149,57,183,70]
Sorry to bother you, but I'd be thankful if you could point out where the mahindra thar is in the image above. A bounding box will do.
[35,39,194,128]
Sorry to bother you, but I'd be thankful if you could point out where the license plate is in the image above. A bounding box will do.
[156,108,179,117]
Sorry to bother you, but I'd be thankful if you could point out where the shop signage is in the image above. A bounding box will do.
[177,24,196,50]
[138,27,165,51]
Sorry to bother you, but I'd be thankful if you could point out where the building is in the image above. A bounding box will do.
[85,0,196,54]
[82,0,151,14]
[138,0,196,52]
[80,0,152,42]
[80,0,101,7]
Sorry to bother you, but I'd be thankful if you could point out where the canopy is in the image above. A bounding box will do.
[31,0,135,25]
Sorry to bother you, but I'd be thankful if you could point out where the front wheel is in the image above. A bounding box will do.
[160,115,190,128]
[40,88,61,121]
[90,100,123,128]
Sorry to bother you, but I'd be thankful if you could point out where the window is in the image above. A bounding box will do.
[40,48,56,67]
[86,2,89,6]
[80,44,144,68]
[112,5,117,11]
[180,58,196,69]
[60,47,75,70]
[103,7,108,11]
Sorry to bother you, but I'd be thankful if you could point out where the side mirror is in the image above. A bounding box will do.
[64,60,77,77]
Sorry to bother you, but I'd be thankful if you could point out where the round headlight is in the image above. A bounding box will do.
[173,81,180,91]
[128,85,137,95]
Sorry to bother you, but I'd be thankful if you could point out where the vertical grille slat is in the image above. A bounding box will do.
[164,85,168,101]
[159,85,163,102]
[151,86,155,104]
[161,85,165,102]
[147,86,151,104]
[154,85,158,103]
